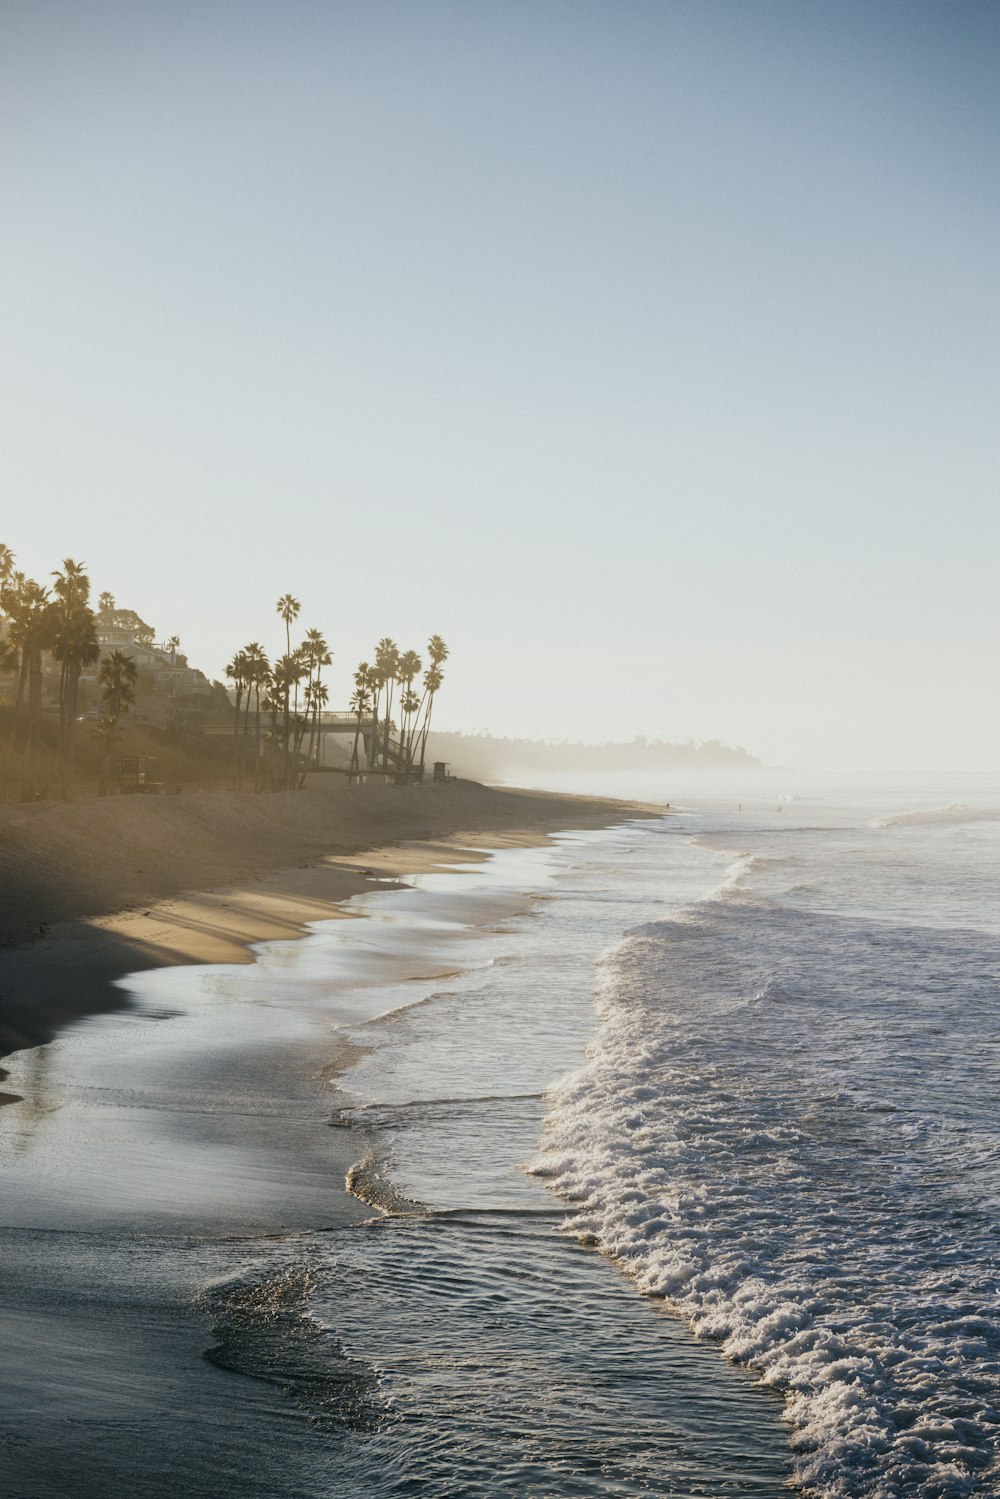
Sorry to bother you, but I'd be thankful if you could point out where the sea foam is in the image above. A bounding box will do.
[531,875,1000,1497]
[873,805,1000,829]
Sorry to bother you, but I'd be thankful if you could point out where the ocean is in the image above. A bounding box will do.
[224,769,999,1496]
[5,771,999,1497]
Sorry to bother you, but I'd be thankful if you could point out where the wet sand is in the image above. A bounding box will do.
[0,777,654,1060]
[0,784,658,1498]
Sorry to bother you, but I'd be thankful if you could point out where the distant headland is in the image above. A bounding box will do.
[422,732,762,781]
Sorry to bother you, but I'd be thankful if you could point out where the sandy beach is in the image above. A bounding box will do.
[0,779,668,1498]
[0,776,655,1063]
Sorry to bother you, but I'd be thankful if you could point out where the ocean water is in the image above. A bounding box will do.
[304,825,793,1495]
[9,771,998,1497]
[300,771,1000,1496]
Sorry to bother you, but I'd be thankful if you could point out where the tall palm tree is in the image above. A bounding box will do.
[427,634,449,669]
[0,545,15,625]
[51,560,98,776]
[6,580,54,766]
[304,679,328,768]
[52,558,88,608]
[276,594,300,659]
[275,597,301,783]
[272,652,305,789]
[349,663,372,773]
[3,575,30,746]
[349,673,371,775]
[373,637,399,770]
[415,661,445,776]
[99,650,138,722]
[242,642,270,788]
[396,649,422,767]
[400,689,420,768]
[301,628,331,767]
[52,602,99,775]
[96,650,138,793]
[224,649,251,786]
[97,591,115,618]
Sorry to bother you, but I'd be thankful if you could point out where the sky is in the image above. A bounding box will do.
[2,0,997,770]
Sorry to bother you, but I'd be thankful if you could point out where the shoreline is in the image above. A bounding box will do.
[0,777,658,1066]
[0,799,795,1497]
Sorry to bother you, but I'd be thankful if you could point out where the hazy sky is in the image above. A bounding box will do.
[2,0,997,770]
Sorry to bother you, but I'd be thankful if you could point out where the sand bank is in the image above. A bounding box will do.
[0,776,656,1061]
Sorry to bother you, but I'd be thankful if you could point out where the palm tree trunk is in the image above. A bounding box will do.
[64,660,80,786]
[254,684,263,790]
[241,690,252,790]
[10,655,28,749]
[58,659,69,761]
[382,681,394,770]
[418,692,437,775]
[369,687,379,770]
[232,687,244,787]
[25,647,43,771]
[282,691,291,790]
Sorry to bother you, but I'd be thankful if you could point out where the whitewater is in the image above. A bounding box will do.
[529,773,1000,1497]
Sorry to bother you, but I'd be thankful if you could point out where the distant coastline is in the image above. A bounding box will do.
[425,730,762,782]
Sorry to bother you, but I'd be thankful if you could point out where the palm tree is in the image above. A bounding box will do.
[50,560,98,777]
[349,676,371,776]
[415,656,446,776]
[242,642,270,788]
[263,690,283,786]
[400,689,420,768]
[167,634,180,662]
[272,652,305,789]
[6,580,55,766]
[276,594,300,659]
[96,650,138,793]
[52,601,99,775]
[349,663,372,773]
[0,550,17,681]
[224,649,251,786]
[301,628,331,767]
[373,637,399,770]
[396,649,422,766]
[97,591,115,618]
[52,558,89,608]
[428,634,449,669]
[274,597,301,783]
[304,679,328,768]
[0,545,15,624]
[99,650,138,721]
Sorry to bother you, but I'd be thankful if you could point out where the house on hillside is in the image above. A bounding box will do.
[80,630,215,727]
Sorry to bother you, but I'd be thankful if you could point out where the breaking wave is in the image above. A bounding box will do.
[531,892,1000,1497]
[873,805,1000,829]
